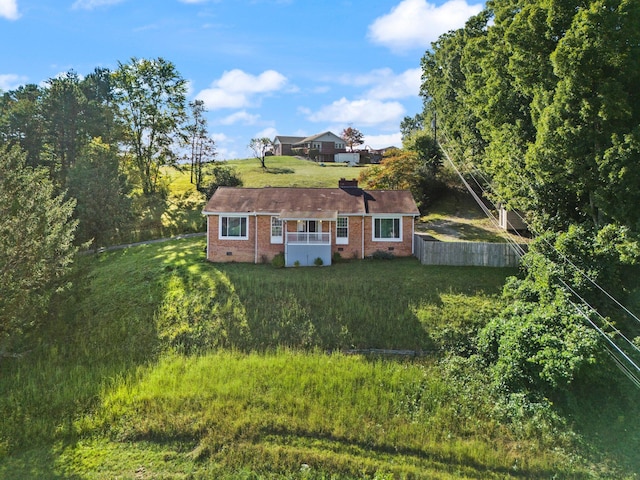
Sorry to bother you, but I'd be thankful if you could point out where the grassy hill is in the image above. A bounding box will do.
[224,155,368,188]
[1,236,638,478]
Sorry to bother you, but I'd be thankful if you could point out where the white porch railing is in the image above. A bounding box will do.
[286,232,331,244]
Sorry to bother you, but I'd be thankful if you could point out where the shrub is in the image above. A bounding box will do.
[371,250,394,260]
[314,257,324,266]
[271,252,285,268]
[332,251,343,264]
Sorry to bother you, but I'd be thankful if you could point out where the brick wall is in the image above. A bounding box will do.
[362,216,414,257]
[206,214,414,263]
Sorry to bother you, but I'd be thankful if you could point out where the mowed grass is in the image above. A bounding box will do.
[226,156,369,188]
[2,237,632,478]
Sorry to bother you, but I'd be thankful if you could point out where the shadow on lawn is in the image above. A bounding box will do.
[264,167,295,174]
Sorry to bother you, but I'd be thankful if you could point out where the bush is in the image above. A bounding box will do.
[314,257,324,266]
[332,251,343,264]
[371,250,394,260]
[271,252,285,268]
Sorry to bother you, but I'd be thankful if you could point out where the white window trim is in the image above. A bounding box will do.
[271,216,283,244]
[336,217,349,245]
[372,216,402,242]
[219,215,249,240]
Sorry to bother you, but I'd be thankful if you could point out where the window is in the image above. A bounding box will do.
[271,217,283,244]
[336,217,348,244]
[373,217,401,241]
[219,215,248,239]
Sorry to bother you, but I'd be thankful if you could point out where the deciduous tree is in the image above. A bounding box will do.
[248,137,272,169]
[113,57,187,196]
[185,99,216,192]
[341,126,364,152]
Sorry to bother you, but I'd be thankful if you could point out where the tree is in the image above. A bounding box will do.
[0,84,45,169]
[185,99,216,192]
[525,0,640,230]
[67,138,132,249]
[41,70,88,188]
[403,129,442,176]
[358,148,445,210]
[341,126,364,152]
[420,11,489,167]
[0,145,78,354]
[200,163,243,199]
[80,67,120,146]
[400,113,424,141]
[112,57,187,196]
[248,137,272,169]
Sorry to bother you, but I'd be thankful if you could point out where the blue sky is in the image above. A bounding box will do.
[0,0,484,159]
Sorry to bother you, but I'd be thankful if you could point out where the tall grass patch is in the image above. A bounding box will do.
[71,350,577,478]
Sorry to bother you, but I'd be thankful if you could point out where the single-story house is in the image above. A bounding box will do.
[273,131,347,163]
[203,179,420,266]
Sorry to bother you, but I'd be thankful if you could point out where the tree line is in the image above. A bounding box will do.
[0,58,225,245]
[0,57,230,355]
[417,0,640,404]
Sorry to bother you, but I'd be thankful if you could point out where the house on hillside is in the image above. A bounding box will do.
[273,131,347,163]
[202,179,420,267]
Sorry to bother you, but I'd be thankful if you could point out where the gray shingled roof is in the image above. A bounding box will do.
[274,135,306,145]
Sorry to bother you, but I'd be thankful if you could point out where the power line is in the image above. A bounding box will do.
[437,133,640,388]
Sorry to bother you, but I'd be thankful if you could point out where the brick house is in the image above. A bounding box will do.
[273,131,347,163]
[203,179,420,266]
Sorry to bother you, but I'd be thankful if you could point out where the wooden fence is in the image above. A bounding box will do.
[414,235,527,268]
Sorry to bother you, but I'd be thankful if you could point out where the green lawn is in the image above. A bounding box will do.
[225,155,369,188]
[1,237,637,478]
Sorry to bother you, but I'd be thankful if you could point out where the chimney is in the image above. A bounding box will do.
[338,178,358,188]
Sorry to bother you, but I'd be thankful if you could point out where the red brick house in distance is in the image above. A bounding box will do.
[203,179,420,266]
[273,131,346,163]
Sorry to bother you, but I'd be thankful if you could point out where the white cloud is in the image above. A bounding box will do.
[0,0,19,20]
[217,110,260,126]
[197,90,248,109]
[0,73,27,90]
[337,68,421,100]
[196,69,288,110]
[307,98,405,127]
[217,69,287,94]
[364,132,403,150]
[210,132,229,143]
[254,127,277,140]
[368,0,483,52]
[71,0,125,10]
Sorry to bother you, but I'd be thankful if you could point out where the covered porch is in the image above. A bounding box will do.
[279,210,336,267]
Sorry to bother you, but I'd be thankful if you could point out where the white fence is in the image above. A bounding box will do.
[414,235,527,268]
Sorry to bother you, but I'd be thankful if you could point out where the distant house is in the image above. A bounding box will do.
[364,146,398,164]
[203,179,420,266]
[273,131,347,163]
